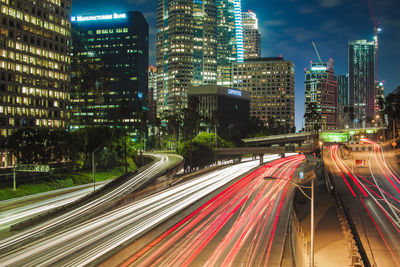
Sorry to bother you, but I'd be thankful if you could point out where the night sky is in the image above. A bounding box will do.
[72,0,400,131]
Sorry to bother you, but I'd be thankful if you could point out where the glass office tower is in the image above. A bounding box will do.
[70,12,148,135]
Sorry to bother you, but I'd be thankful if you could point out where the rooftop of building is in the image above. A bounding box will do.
[243,57,285,62]
[188,85,250,100]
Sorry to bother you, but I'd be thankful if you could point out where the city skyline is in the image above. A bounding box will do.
[72,0,400,131]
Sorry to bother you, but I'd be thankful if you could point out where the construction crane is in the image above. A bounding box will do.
[366,0,381,80]
[312,42,322,62]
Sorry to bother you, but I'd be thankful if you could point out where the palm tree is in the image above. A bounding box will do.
[304,102,322,145]
[183,97,201,171]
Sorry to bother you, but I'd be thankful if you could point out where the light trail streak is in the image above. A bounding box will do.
[0,155,279,266]
[127,155,304,267]
[329,141,400,265]
[0,154,171,252]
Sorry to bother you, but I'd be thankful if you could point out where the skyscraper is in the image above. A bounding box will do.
[156,0,244,115]
[216,0,244,86]
[242,11,261,59]
[0,0,71,136]
[156,0,217,116]
[336,74,349,127]
[349,40,375,127]
[305,60,338,131]
[70,12,148,134]
[148,66,157,124]
[232,57,295,131]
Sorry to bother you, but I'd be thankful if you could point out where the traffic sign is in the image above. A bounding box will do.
[392,142,397,147]
[16,164,50,172]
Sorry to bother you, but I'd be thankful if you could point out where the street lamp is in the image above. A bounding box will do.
[319,141,324,157]
[92,147,105,191]
[264,176,315,267]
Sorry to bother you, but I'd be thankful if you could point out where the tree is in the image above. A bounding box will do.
[247,117,268,138]
[304,102,322,144]
[193,132,234,149]
[384,93,400,139]
[179,140,215,171]
[182,97,202,170]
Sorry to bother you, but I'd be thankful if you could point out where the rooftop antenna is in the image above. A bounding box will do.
[312,42,322,62]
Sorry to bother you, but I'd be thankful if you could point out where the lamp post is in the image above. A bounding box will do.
[92,147,105,191]
[264,176,315,267]
[319,141,324,158]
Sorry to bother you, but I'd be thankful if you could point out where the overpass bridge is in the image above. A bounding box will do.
[242,133,311,147]
[241,127,383,147]
[215,145,314,164]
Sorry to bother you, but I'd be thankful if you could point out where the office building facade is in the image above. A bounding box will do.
[336,74,349,127]
[305,60,338,131]
[156,0,217,116]
[242,11,260,59]
[216,0,244,86]
[156,0,244,114]
[70,12,148,134]
[232,57,295,130]
[0,0,71,137]
[349,40,375,127]
[188,85,249,139]
[148,65,157,124]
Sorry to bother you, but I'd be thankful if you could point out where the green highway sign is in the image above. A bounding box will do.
[16,164,50,172]
[320,132,349,143]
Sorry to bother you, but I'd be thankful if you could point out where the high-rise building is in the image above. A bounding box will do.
[156,0,217,116]
[232,57,295,130]
[336,74,349,108]
[188,85,249,139]
[156,0,244,115]
[242,11,261,59]
[0,0,71,138]
[148,66,157,124]
[70,12,148,135]
[349,40,375,127]
[216,0,244,86]
[336,74,349,127]
[305,60,338,131]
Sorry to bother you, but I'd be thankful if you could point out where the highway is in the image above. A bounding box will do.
[0,153,179,254]
[326,142,400,266]
[0,182,109,232]
[0,155,284,266]
[121,154,305,266]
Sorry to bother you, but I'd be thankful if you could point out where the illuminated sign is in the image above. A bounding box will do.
[311,67,327,71]
[320,133,349,143]
[71,13,127,22]
[227,89,242,97]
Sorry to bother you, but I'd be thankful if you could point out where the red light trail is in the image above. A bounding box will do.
[328,141,400,265]
[122,154,305,266]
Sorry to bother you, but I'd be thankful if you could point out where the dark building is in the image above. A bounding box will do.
[0,0,71,166]
[336,74,349,127]
[188,85,249,141]
[70,12,148,135]
[349,40,375,127]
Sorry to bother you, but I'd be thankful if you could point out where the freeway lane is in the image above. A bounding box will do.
[122,154,305,267]
[0,153,179,254]
[0,155,283,266]
[326,143,400,266]
[0,182,109,232]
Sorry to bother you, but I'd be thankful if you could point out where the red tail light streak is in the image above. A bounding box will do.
[123,155,305,266]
